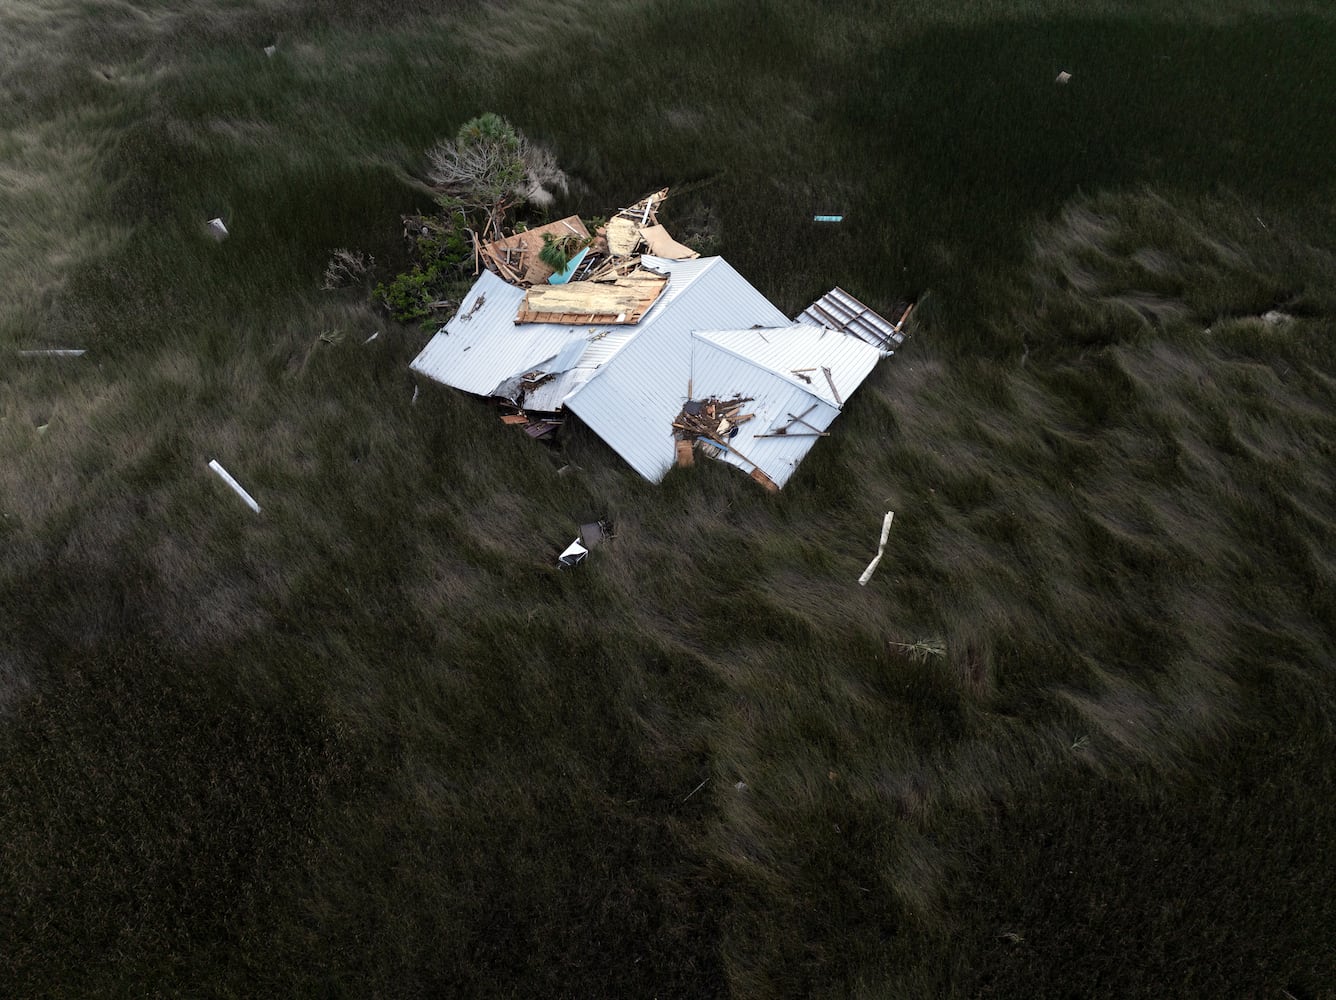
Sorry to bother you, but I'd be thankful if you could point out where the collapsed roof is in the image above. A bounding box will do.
[409,189,910,488]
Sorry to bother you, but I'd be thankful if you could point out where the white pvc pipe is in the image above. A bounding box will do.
[17,349,86,357]
[857,511,894,586]
[208,459,261,514]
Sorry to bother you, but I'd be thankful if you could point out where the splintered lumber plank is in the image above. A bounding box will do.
[787,410,826,435]
[750,468,780,492]
[500,414,529,425]
[777,402,818,433]
[822,366,843,405]
[676,440,695,467]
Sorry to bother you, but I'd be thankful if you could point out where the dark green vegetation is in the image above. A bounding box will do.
[3,1,1335,996]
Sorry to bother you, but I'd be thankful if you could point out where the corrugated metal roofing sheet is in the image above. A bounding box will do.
[565,257,790,482]
[409,270,601,396]
[685,338,839,488]
[518,328,638,411]
[797,287,904,353]
[693,325,882,410]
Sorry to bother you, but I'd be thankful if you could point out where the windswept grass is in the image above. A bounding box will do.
[2,1,1335,996]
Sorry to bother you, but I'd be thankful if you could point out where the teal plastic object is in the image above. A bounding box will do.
[548,246,591,284]
[813,214,844,223]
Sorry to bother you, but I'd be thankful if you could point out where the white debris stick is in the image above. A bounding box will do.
[17,349,86,357]
[857,511,895,586]
[208,459,261,513]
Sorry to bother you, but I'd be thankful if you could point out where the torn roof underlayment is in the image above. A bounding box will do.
[408,189,909,489]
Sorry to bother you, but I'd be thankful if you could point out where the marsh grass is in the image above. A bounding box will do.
[2,0,1335,995]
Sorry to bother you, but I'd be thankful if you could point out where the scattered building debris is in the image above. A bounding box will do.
[207,459,261,514]
[889,637,946,661]
[410,187,913,490]
[1056,70,1072,84]
[17,349,86,357]
[638,224,699,260]
[518,268,667,325]
[480,216,592,285]
[557,537,588,568]
[858,511,895,586]
[206,217,228,240]
[556,518,612,568]
[579,519,611,548]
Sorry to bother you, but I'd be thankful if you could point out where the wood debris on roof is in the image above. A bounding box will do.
[671,395,775,488]
[472,188,697,324]
[605,216,642,256]
[638,224,699,260]
[517,269,668,325]
[480,216,590,286]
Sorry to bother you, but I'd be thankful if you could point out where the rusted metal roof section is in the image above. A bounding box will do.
[797,287,905,354]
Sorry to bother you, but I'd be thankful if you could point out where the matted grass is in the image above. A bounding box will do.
[2,1,1334,996]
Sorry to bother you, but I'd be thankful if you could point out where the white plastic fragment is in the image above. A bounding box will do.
[364,331,380,343]
[1055,70,1072,84]
[264,44,278,57]
[207,459,261,513]
[412,384,420,404]
[857,511,895,586]
[206,217,229,240]
[557,537,588,568]
[17,349,85,357]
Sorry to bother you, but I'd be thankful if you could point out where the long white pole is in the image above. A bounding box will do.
[207,459,261,514]
[857,511,894,586]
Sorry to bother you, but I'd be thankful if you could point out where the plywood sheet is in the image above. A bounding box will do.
[517,272,667,325]
[605,217,642,256]
[482,216,590,286]
[639,224,699,260]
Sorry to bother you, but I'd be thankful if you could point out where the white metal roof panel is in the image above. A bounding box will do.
[565,257,790,482]
[409,270,600,396]
[797,286,904,352]
[519,328,639,411]
[692,324,882,409]
[686,338,840,488]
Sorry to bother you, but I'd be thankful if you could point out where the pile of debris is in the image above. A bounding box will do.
[411,184,916,491]
[557,518,614,568]
[472,189,700,323]
[672,395,779,492]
